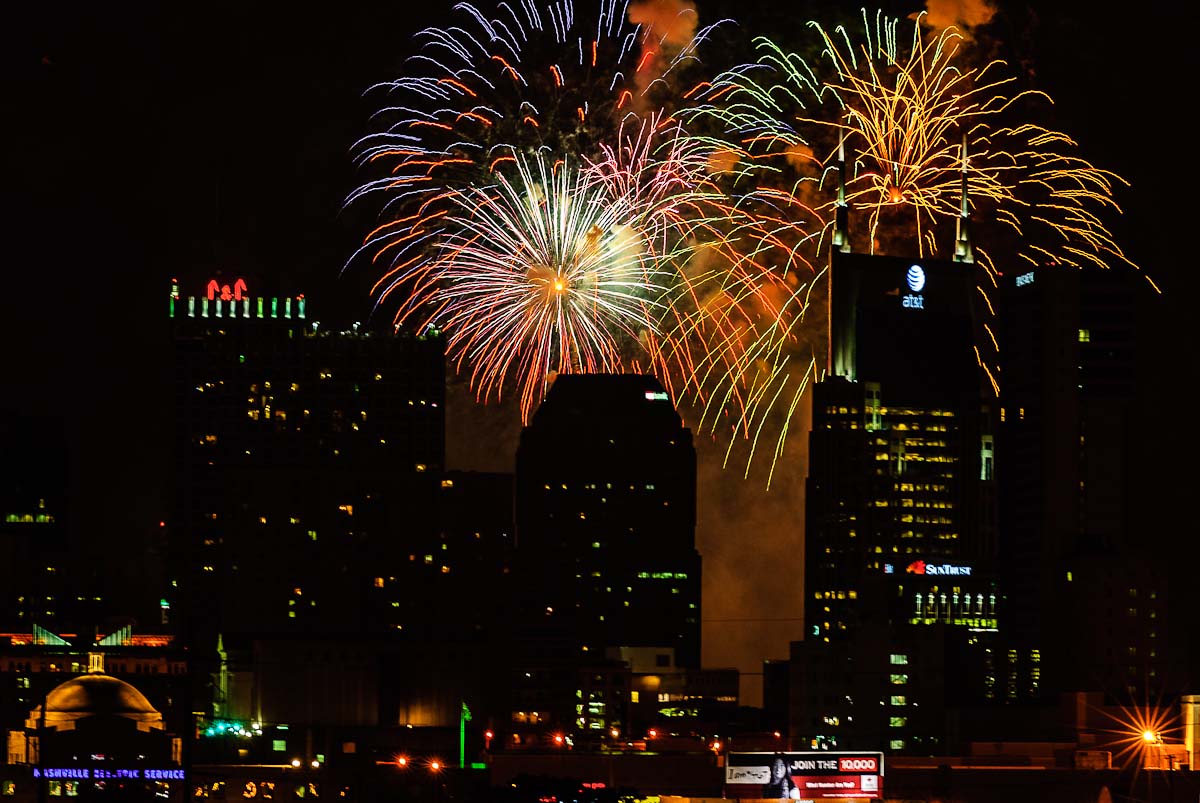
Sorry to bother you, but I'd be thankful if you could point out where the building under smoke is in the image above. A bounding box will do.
[794,250,1000,754]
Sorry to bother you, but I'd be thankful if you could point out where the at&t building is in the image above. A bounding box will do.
[794,248,1001,755]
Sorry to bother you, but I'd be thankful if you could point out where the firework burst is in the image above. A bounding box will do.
[399,145,679,419]
[690,9,1144,282]
[348,0,827,480]
[347,0,719,219]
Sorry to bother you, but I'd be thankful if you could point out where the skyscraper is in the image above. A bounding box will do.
[794,251,1000,753]
[167,276,445,652]
[999,264,1172,702]
[514,374,700,668]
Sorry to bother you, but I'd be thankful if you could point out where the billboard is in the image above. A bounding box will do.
[725,752,884,800]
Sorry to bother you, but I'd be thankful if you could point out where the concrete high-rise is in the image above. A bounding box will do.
[514,374,700,669]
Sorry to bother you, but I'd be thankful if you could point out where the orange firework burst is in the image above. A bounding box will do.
[692,9,1148,285]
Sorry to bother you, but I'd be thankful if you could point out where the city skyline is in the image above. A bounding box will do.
[1,0,1190,714]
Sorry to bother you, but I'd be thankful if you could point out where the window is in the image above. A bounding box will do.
[889,739,905,750]
[890,674,908,685]
[890,654,908,666]
[890,696,907,706]
[889,716,907,728]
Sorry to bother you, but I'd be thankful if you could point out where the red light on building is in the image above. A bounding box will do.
[206,278,248,302]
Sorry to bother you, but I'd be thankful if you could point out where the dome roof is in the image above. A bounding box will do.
[44,674,158,715]
[27,674,163,731]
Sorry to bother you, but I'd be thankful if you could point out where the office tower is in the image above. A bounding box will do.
[795,251,1000,753]
[0,425,75,631]
[515,374,700,667]
[167,275,445,651]
[999,264,1171,702]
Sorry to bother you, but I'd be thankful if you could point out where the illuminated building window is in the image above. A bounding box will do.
[1079,328,1091,343]
[890,654,908,666]
[890,674,908,685]
[890,696,906,706]
[374,577,384,588]
[889,739,905,750]
[889,717,906,728]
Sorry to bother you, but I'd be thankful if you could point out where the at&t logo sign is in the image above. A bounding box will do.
[902,264,925,309]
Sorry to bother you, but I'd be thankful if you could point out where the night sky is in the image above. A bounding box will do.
[1,1,1189,704]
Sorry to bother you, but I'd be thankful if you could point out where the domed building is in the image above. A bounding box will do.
[26,673,165,734]
[4,660,183,800]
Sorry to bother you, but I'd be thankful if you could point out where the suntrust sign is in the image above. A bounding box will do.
[906,559,972,576]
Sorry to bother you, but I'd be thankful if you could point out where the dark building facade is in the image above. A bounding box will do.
[0,427,87,633]
[167,276,445,653]
[796,251,1000,754]
[512,374,700,743]
[998,264,1174,703]
[515,374,700,667]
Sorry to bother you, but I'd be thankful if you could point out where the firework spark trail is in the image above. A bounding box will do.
[346,0,724,221]
[347,0,838,482]
[689,9,1141,281]
[406,151,678,418]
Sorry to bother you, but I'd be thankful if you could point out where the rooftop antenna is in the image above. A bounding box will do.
[954,133,975,264]
[832,135,851,253]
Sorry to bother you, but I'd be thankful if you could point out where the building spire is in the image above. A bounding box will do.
[954,134,974,264]
[832,135,851,253]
